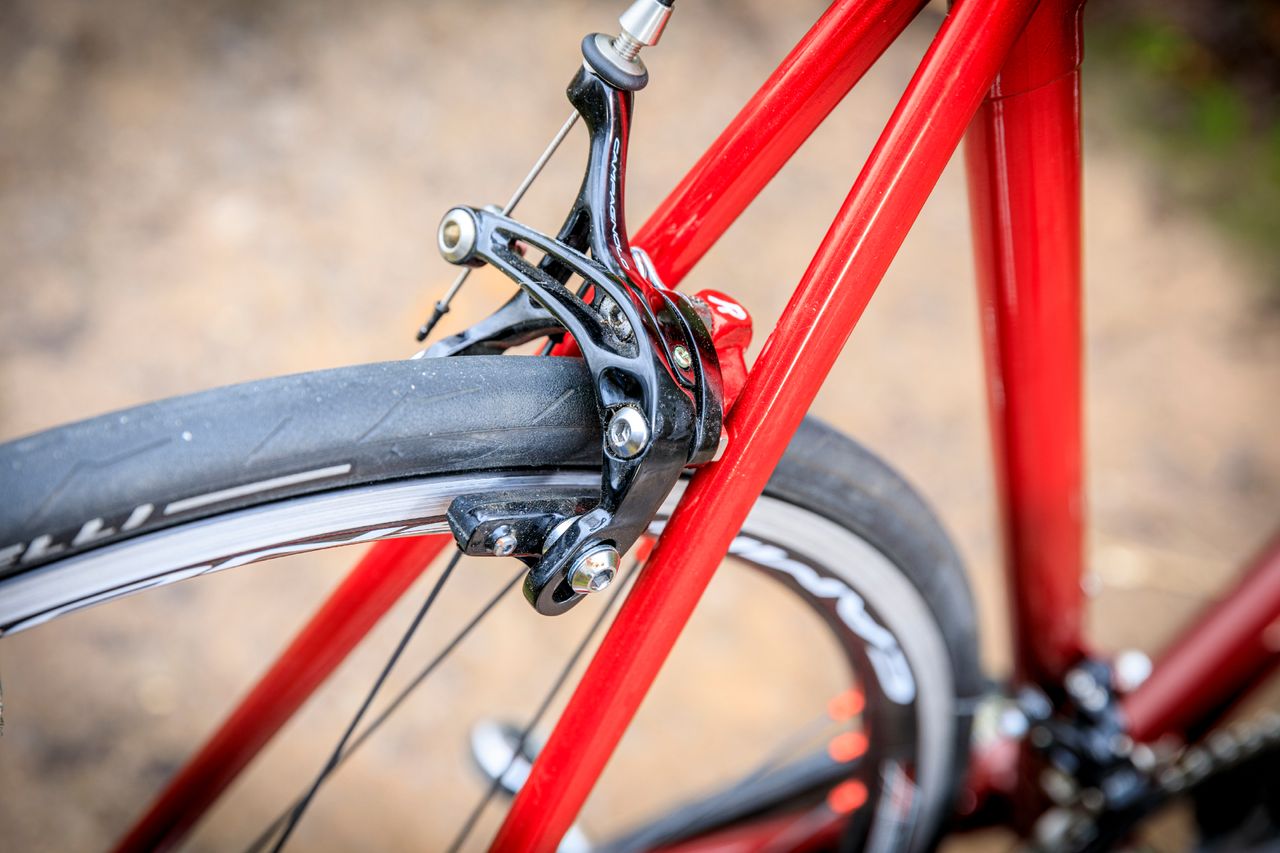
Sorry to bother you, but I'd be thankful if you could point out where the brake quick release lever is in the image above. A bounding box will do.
[427,0,724,616]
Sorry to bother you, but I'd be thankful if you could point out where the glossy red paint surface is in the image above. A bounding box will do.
[695,288,753,411]
[491,0,1041,847]
[962,0,1087,688]
[989,0,1085,99]
[1124,530,1280,742]
[632,0,929,288]
[115,535,449,852]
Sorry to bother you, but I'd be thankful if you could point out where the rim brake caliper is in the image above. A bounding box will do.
[426,1,726,616]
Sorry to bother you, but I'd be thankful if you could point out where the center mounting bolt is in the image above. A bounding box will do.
[606,406,650,458]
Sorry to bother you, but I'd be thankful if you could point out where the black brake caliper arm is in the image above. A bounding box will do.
[426,54,722,616]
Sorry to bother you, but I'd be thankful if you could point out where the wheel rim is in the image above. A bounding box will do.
[0,472,955,851]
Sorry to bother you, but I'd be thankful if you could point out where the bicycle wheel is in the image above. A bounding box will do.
[0,354,982,850]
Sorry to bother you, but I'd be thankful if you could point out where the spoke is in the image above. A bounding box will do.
[446,563,640,853]
[607,711,846,849]
[246,565,524,853]
[416,110,580,343]
[732,708,840,790]
[269,549,463,851]
[595,684,866,851]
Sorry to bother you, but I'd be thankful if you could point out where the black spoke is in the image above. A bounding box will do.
[732,708,840,790]
[247,563,524,853]
[269,549,463,852]
[446,563,640,853]
[601,711,844,851]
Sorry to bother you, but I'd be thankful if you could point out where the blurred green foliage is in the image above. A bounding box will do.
[1087,1,1280,282]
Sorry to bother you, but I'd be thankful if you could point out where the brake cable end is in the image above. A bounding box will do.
[416,301,449,342]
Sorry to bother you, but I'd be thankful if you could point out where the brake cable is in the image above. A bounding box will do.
[414,111,580,343]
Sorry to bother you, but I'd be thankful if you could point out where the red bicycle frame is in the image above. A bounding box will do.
[120,0,1280,850]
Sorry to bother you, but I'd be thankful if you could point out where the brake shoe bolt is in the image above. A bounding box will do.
[606,406,650,458]
[490,526,518,557]
[569,546,620,594]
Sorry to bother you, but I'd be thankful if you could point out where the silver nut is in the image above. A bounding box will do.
[438,208,478,264]
[490,526,517,557]
[569,546,619,594]
[606,406,649,458]
[672,345,692,370]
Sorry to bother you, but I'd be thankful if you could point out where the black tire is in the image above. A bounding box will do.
[0,355,982,850]
[0,356,600,580]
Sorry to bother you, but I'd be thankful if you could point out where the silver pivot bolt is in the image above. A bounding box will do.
[437,208,478,264]
[606,405,650,458]
[671,344,692,369]
[568,545,620,594]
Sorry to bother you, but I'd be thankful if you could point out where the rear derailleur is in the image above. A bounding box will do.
[1021,657,1280,852]
[424,2,738,616]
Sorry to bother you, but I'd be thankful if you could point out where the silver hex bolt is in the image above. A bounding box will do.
[568,545,619,594]
[606,406,650,458]
[672,345,692,370]
[438,208,478,264]
[600,297,633,341]
[490,525,518,557]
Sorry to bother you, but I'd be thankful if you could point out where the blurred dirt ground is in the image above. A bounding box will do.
[1,0,1278,850]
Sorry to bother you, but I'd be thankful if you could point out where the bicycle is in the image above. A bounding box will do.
[2,0,1277,850]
